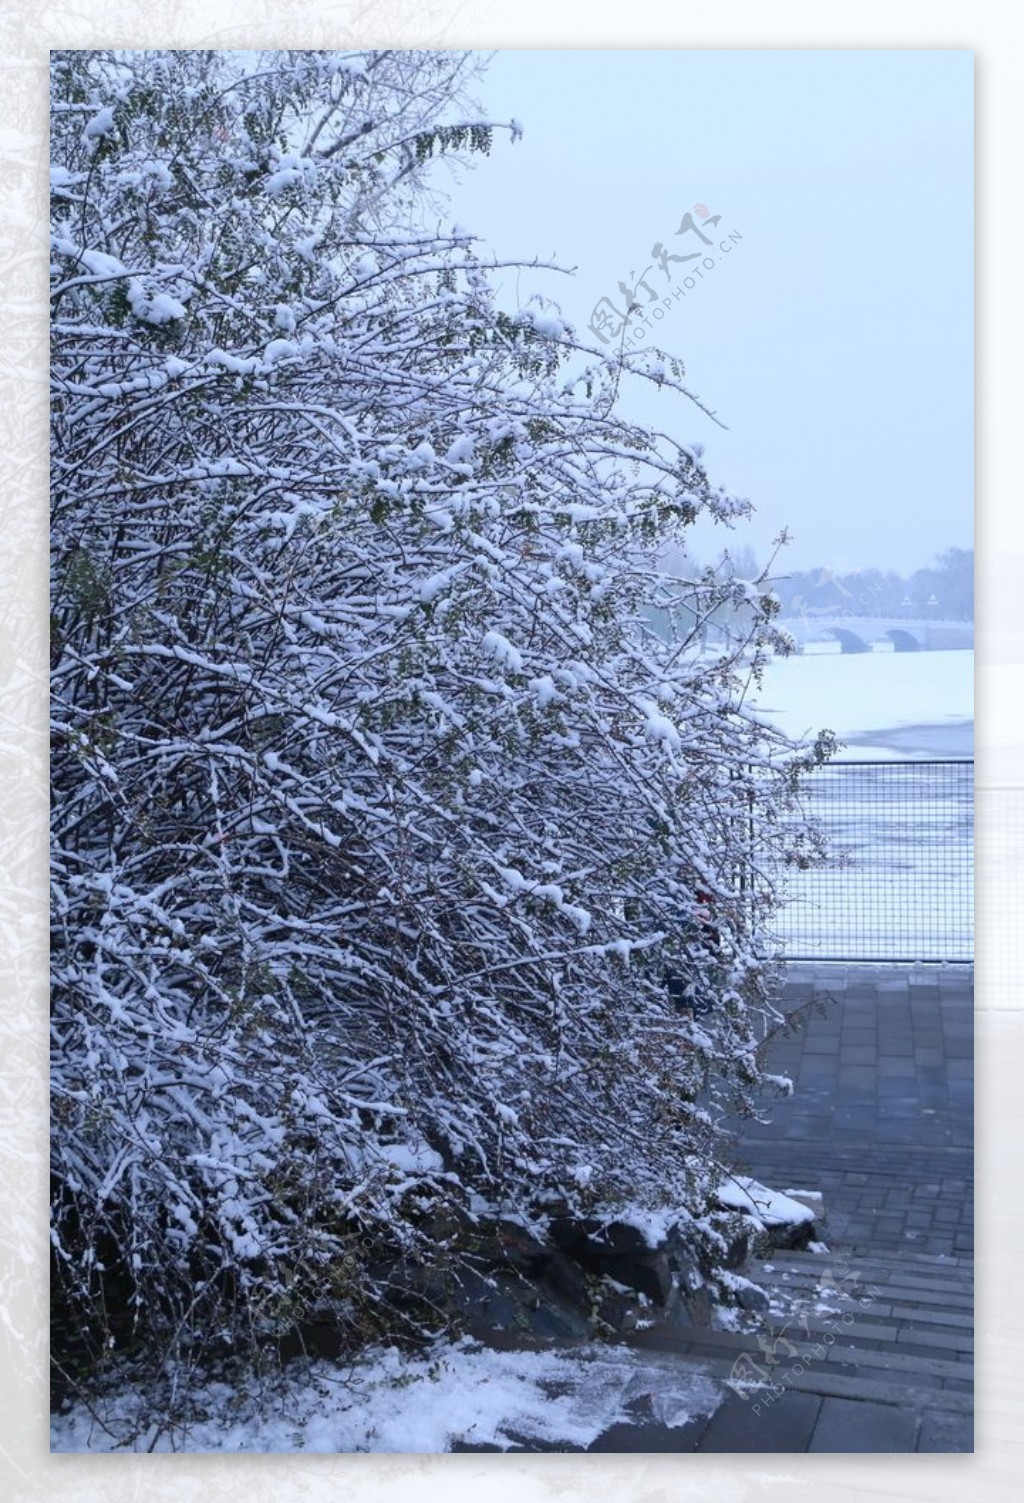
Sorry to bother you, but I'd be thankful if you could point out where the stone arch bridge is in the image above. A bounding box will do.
[780,617,974,654]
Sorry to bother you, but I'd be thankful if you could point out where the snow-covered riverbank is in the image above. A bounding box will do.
[750,648,973,757]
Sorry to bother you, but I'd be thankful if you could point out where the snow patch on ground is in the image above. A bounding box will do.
[51,1341,723,1453]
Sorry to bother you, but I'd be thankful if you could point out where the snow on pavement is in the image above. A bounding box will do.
[51,1340,724,1453]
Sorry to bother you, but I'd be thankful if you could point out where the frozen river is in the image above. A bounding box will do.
[771,757,973,962]
[842,719,973,758]
[748,649,974,960]
[751,647,973,760]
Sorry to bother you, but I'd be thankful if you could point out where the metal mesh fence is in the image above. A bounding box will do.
[774,759,974,962]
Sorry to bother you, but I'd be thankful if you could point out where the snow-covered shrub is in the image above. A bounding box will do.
[50,49,831,1399]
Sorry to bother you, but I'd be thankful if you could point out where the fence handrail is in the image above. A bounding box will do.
[812,757,974,769]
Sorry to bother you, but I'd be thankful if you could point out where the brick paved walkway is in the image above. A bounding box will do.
[458,964,975,1453]
[608,962,975,1452]
[729,963,974,1258]
[619,1245,974,1452]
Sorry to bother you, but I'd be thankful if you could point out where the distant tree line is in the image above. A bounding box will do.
[652,545,973,646]
[768,548,974,623]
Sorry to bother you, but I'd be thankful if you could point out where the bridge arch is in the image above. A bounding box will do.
[886,628,922,652]
[827,627,871,654]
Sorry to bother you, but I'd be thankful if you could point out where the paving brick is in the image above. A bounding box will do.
[822,1345,965,1381]
[876,1338,972,1363]
[837,1068,877,1088]
[835,1362,946,1392]
[884,1313,972,1342]
[800,1316,900,1344]
[696,1391,822,1452]
[841,1221,878,1240]
[876,1123,940,1145]
[839,1047,880,1066]
[716,965,973,1452]
[917,1411,973,1452]
[895,1325,972,1353]
[880,1277,973,1302]
[808,1397,921,1451]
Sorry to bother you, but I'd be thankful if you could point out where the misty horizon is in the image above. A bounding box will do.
[450,49,973,576]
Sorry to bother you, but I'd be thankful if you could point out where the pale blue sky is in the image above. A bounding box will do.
[447,49,973,575]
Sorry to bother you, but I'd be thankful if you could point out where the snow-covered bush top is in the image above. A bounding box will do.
[50,49,831,1397]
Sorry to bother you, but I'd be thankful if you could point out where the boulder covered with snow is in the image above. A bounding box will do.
[713,1175,819,1250]
[782,1187,827,1221]
[379,1251,594,1346]
[310,1210,720,1355]
[547,1214,711,1327]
